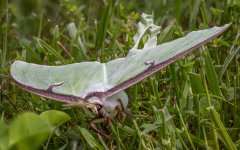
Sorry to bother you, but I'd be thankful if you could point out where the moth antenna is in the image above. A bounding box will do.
[47,81,65,92]
[145,60,155,67]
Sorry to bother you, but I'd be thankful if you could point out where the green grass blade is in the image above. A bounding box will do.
[200,0,209,25]
[202,67,236,149]
[202,48,222,97]
[170,64,180,104]
[219,44,240,80]
[176,104,196,150]
[1,0,8,77]
[189,0,201,29]
[189,72,204,94]
[95,0,114,51]
[78,126,103,150]
[37,39,68,64]
[207,106,237,150]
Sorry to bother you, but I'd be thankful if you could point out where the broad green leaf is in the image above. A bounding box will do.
[228,87,240,101]
[199,97,220,115]
[8,112,52,150]
[40,110,71,126]
[0,120,9,150]
[0,112,70,150]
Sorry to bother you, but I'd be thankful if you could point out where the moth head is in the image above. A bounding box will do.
[86,91,128,115]
[86,96,104,115]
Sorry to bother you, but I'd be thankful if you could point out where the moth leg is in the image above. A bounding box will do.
[109,106,120,118]
[101,112,112,128]
[88,117,110,138]
[103,116,112,128]
[110,99,134,123]
[111,105,123,123]
[117,99,135,119]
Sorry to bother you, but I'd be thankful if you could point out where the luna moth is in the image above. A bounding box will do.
[10,13,230,137]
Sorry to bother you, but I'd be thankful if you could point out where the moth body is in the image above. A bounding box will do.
[103,91,128,113]
[86,91,128,115]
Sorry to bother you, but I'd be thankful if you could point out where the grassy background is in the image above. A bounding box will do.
[0,0,240,149]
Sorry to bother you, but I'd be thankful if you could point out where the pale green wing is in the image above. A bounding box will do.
[11,61,108,101]
[106,23,230,87]
[10,13,230,102]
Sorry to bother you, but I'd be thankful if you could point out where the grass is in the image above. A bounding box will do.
[0,0,240,149]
